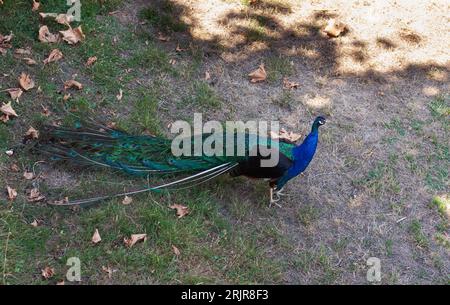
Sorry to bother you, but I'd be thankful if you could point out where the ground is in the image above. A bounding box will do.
[0,0,449,284]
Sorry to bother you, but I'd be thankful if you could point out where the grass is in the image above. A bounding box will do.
[1,0,449,285]
[140,0,187,33]
[266,55,294,82]
[297,205,320,228]
[0,0,278,285]
[409,219,429,249]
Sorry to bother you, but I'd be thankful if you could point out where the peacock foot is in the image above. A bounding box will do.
[269,187,283,208]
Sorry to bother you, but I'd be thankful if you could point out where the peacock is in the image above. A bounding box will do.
[36,116,326,206]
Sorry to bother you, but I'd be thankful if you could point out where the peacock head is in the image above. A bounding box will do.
[312,116,326,131]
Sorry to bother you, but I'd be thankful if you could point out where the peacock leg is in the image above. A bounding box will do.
[269,187,282,208]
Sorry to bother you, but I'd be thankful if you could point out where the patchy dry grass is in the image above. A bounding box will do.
[1,0,449,284]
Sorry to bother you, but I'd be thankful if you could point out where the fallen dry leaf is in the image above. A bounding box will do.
[30,219,39,227]
[116,89,123,101]
[169,58,177,65]
[14,48,31,56]
[172,245,181,256]
[248,64,267,83]
[43,49,63,64]
[64,79,83,90]
[1,101,18,118]
[5,149,14,156]
[85,56,97,66]
[63,93,71,101]
[55,14,74,25]
[7,186,17,201]
[60,26,85,45]
[32,0,40,11]
[23,57,37,65]
[204,71,211,81]
[0,115,9,123]
[52,197,69,205]
[122,195,132,205]
[101,266,113,279]
[18,72,35,91]
[23,171,34,180]
[41,267,54,279]
[39,12,58,19]
[175,44,186,52]
[0,32,13,55]
[283,78,300,90]
[10,163,19,172]
[92,228,102,244]
[6,88,23,101]
[25,126,39,139]
[270,128,302,143]
[27,188,45,202]
[157,32,169,41]
[56,280,65,285]
[38,25,59,43]
[323,19,347,38]
[169,204,190,218]
[123,233,147,248]
[41,105,50,117]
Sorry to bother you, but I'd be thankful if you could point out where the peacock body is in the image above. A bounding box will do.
[37,116,326,205]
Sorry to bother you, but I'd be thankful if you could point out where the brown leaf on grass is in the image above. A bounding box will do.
[6,186,17,201]
[56,280,65,285]
[283,78,300,89]
[204,71,211,81]
[6,88,23,101]
[0,1,3,5]
[92,228,102,244]
[64,79,83,90]
[23,171,34,180]
[55,14,74,25]
[175,44,186,52]
[169,58,177,65]
[157,32,169,41]
[85,56,97,66]
[122,195,132,205]
[25,126,39,139]
[323,19,347,38]
[38,12,58,19]
[101,266,113,279]
[0,32,13,55]
[10,163,19,172]
[169,204,190,218]
[60,26,85,45]
[0,115,9,123]
[27,188,45,202]
[172,245,181,256]
[30,219,39,227]
[1,101,18,118]
[270,128,302,143]
[41,267,54,279]
[248,64,267,83]
[52,197,69,205]
[38,25,59,43]
[32,0,40,11]
[18,72,35,91]
[116,89,123,101]
[23,57,37,65]
[63,93,71,101]
[41,105,51,116]
[43,49,63,64]
[123,234,147,248]
[14,48,31,56]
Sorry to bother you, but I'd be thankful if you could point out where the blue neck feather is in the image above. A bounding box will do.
[275,124,320,190]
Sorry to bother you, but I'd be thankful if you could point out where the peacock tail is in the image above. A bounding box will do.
[36,122,296,205]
